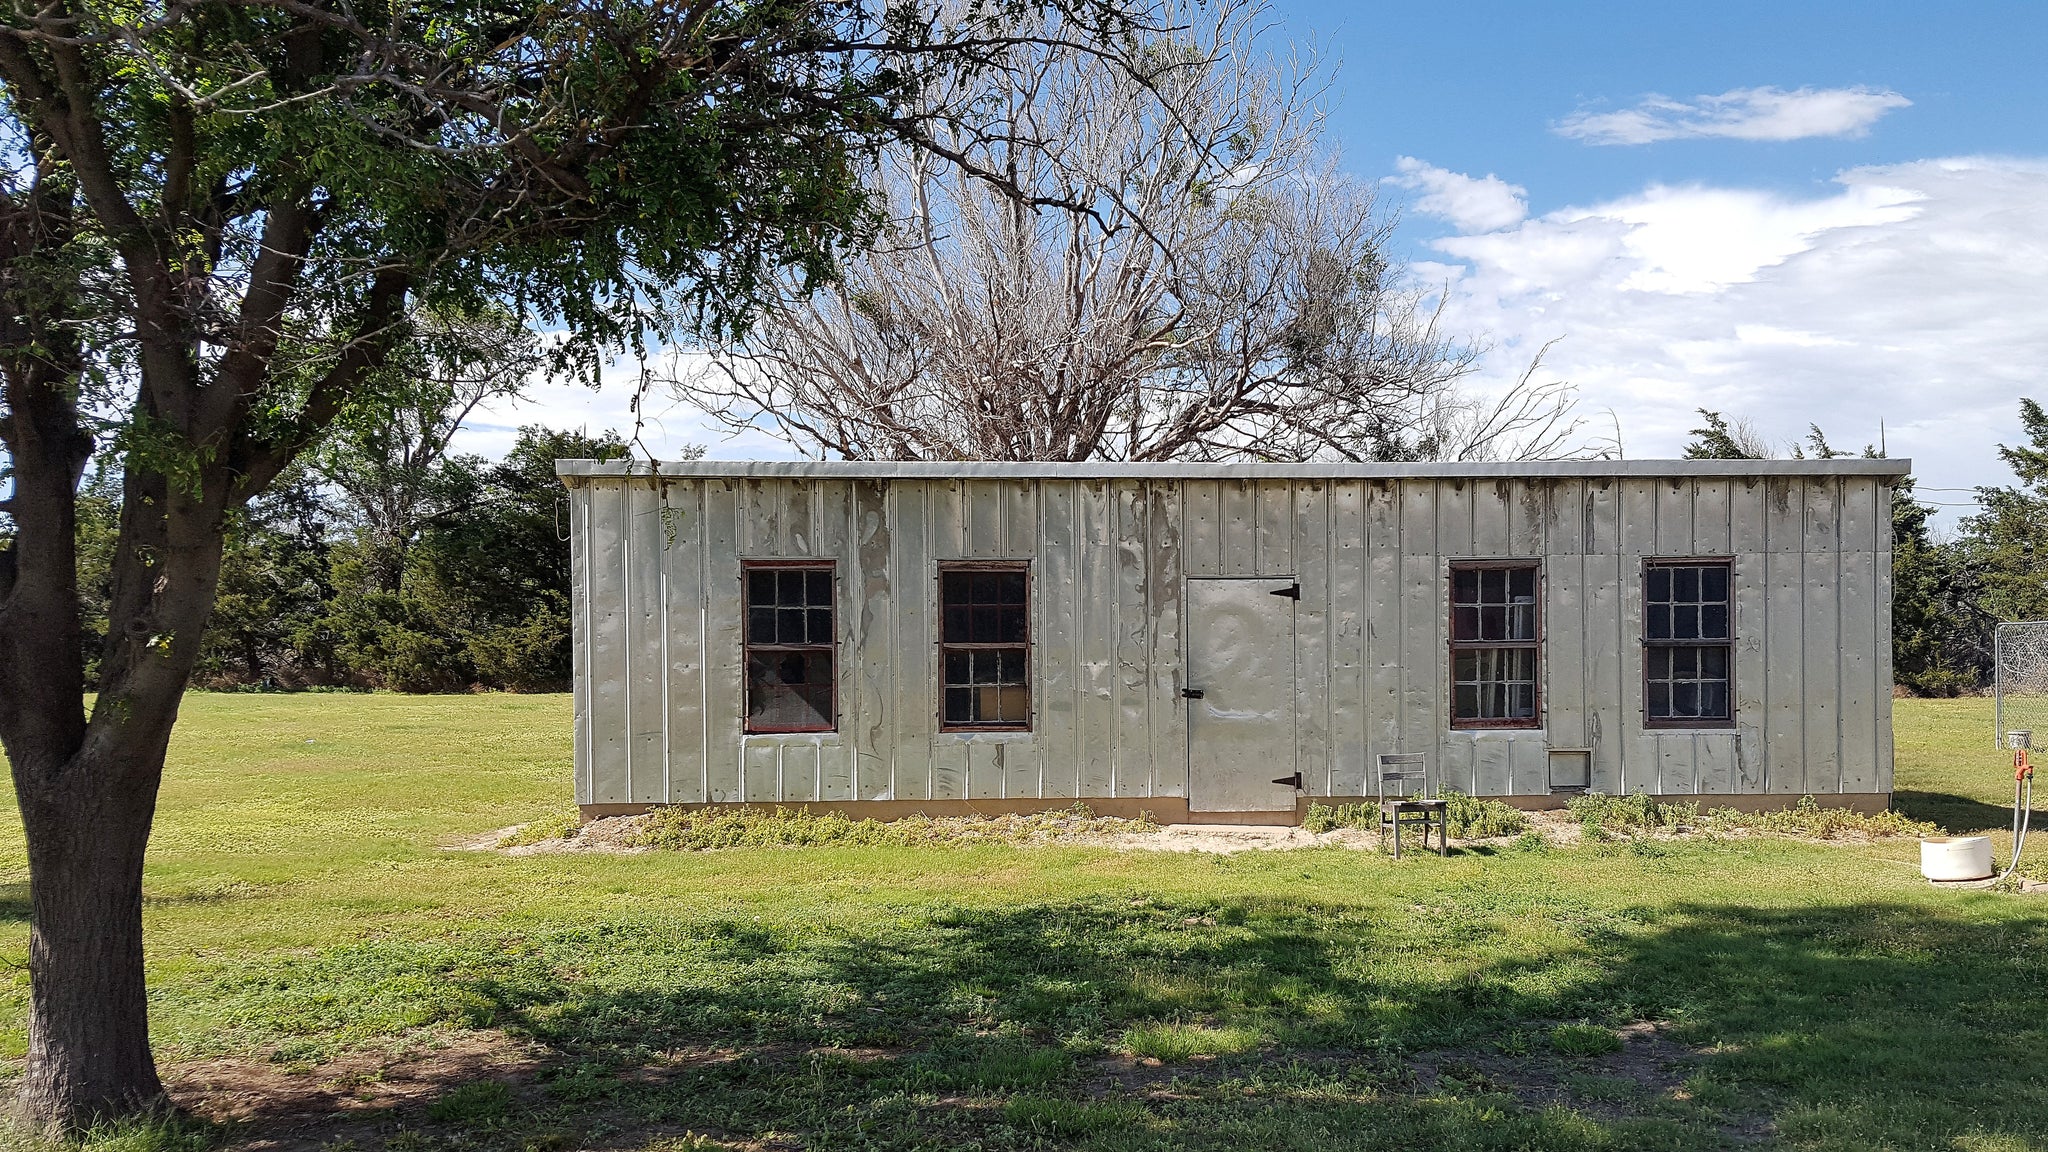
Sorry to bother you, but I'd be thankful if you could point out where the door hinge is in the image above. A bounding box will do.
[1181,688,1205,699]
[1272,772,1303,789]
[1270,583,1301,599]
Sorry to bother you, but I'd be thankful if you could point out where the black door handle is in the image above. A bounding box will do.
[1181,688,1205,699]
[1272,772,1303,788]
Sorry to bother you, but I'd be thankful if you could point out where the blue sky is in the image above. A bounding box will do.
[474,2,2048,522]
[1294,0,2046,217]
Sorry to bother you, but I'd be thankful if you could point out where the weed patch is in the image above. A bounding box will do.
[1124,1022,1268,1062]
[1442,791,1531,839]
[1550,1024,1625,1057]
[1567,791,1937,840]
[1302,802,1379,833]
[626,802,1155,851]
[424,1079,514,1125]
[1003,1095,1144,1137]
[498,810,580,848]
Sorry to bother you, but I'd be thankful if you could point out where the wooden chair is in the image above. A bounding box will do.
[1378,752,1447,858]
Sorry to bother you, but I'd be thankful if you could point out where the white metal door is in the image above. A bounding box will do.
[1186,577,1298,812]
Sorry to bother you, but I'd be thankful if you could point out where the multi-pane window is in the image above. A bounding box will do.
[1449,562,1541,728]
[1644,561,1733,726]
[940,565,1030,729]
[744,563,835,733]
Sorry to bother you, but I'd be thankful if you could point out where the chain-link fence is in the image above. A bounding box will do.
[1994,621,2048,748]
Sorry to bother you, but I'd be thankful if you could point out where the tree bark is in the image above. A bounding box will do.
[15,751,167,1126]
[4,474,226,1130]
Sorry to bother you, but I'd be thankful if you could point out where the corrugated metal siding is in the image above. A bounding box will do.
[566,472,1895,806]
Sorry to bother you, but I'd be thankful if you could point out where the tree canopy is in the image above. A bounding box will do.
[0,0,1155,1128]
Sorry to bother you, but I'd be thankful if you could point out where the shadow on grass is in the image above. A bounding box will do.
[1894,788,2042,833]
[0,881,28,923]
[178,885,2048,1151]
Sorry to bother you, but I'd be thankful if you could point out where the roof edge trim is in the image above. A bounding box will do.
[555,458,1912,480]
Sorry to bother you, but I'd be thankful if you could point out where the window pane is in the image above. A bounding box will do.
[1480,605,1506,640]
[1676,566,1699,601]
[1647,567,1671,603]
[942,606,970,643]
[1671,646,1698,679]
[749,569,776,604]
[1646,641,1733,723]
[1702,646,1729,679]
[1453,606,1480,641]
[778,569,805,604]
[1507,599,1536,641]
[1674,604,1700,639]
[808,608,834,645]
[944,687,974,724]
[807,569,832,606]
[1673,681,1699,717]
[1700,681,1730,720]
[747,652,832,728]
[992,571,1026,604]
[991,685,1029,722]
[1702,565,1729,602]
[1510,567,1534,601]
[748,606,775,643]
[1452,646,1536,721]
[778,607,805,644]
[1702,604,1729,639]
[1453,568,1479,603]
[1510,683,1535,718]
[997,607,1028,644]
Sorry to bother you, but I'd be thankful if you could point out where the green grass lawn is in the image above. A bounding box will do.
[2,695,2045,1152]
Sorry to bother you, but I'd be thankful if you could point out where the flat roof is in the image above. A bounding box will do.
[556,458,1910,480]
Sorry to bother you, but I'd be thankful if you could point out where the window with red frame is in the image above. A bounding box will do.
[1643,560,1734,727]
[940,564,1030,729]
[744,563,835,732]
[1449,562,1541,728]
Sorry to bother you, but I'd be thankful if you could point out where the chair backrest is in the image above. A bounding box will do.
[1377,752,1435,803]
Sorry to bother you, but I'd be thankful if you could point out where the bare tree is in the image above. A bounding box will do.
[681,0,1577,462]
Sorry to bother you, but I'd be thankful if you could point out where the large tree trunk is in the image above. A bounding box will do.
[15,749,167,1125]
[2,401,227,1129]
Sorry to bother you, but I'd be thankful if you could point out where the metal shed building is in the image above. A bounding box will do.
[559,459,1906,823]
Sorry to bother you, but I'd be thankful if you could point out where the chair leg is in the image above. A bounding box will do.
[1392,814,1402,859]
[1437,808,1448,857]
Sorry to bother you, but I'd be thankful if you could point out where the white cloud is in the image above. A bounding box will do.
[452,349,801,463]
[1556,86,1912,146]
[1399,156,2048,510]
[1390,156,1528,233]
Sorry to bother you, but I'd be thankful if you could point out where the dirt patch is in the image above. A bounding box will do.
[166,1030,546,1149]
[161,1027,1771,1151]
[1410,1021,1772,1144]
[1109,823,1377,853]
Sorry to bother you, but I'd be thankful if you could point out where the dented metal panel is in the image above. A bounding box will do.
[560,461,1904,813]
[1186,577,1299,811]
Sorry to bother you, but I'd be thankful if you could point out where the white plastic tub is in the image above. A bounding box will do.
[1921,836,1994,882]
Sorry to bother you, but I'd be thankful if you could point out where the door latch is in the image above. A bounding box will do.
[1181,688,1205,699]
[1270,583,1301,599]
[1272,772,1303,788]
